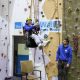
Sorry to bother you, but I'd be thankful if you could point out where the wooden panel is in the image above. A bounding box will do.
[44,32,62,79]
[42,0,63,79]
[42,0,63,19]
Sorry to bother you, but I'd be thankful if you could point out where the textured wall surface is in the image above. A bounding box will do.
[63,0,80,80]
[0,0,80,80]
[0,12,9,80]
[0,0,12,79]
[39,0,63,80]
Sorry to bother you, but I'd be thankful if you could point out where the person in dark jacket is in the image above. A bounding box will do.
[23,18,50,48]
[56,38,72,80]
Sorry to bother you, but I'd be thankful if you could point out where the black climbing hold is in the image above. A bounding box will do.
[28,6,31,8]
[6,70,8,73]
[41,11,43,14]
[1,53,4,57]
[0,69,1,72]
[59,3,61,5]
[76,8,79,12]
[5,24,7,27]
[49,54,51,56]
[39,57,41,60]
[75,17,78,22]
[24,8,27,11]
[2,20,4,22]
[2,5,4,7]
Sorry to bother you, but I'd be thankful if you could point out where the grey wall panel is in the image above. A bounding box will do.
[0,15,9,79]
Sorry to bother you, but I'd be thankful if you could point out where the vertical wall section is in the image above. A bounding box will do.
[0,0,10,79]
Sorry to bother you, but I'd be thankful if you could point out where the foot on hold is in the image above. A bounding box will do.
[42,40,50,46]
[38,40,50,48]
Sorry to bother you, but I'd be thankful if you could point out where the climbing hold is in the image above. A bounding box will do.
[19,31,22,34]
[28,6,31,8]
[74,25,78,29]
[72,33,75,36]
[2,5,4,7]
[1,53,4,57]
[24,8,27,12]
[0,69,1,72]
[6,15,8,17]
[9,1,11,4]
[41,11,43,14]
[76,8,79,13]
[76,70,80,74]
[68,7,72,14]
[48,54,51,56]
[39,57,41,60]
[50,28,53,31]
[50,37,53,39]
[75,17,78,22]
[42,15,45,18]
[6,70,8,73]
[5,24,7,27]
[55,17,59,19]
[5,37,7,40]
[59,3,61,5]
[49,51,51,53]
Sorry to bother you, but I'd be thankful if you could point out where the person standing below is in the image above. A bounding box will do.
[56,38,72,80]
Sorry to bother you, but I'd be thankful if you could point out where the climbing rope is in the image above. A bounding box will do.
[33,0,48,79]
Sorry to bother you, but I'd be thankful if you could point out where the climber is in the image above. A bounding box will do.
[23,18,50,48]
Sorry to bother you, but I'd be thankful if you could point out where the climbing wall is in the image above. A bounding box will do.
[0,0,9,80]
[44,33,62,79]
[63,0,80,80]
[0,17,9,80]
[39,0,63,80]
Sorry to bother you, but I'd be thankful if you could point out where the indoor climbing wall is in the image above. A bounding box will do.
[0,0,9,80]
[63,0,80,80]
[8,0,32,76]
[39,0,63,80]
[44,33,62,80]
[0,16,9,80]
